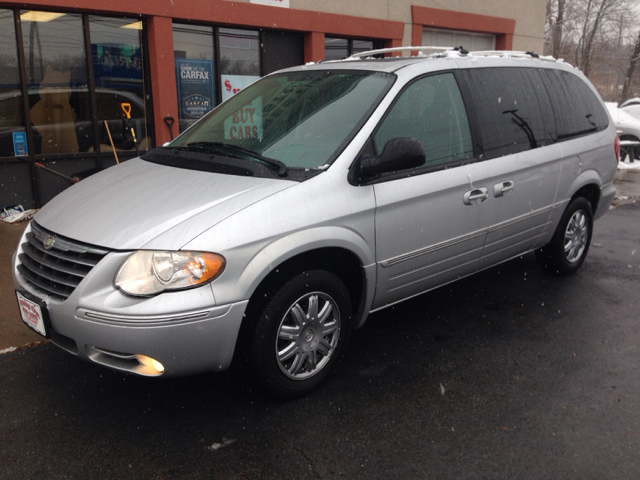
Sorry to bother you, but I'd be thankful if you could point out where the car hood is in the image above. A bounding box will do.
[34,158,296,250]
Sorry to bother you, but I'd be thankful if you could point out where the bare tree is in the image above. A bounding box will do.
[545,0,640,100]
[547,0,567,58]
[620,28,640,103]
[574,0,629,77]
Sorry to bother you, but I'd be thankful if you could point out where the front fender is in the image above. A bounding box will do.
[206,226,377,317]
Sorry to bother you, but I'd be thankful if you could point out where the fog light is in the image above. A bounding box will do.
[136,354,165,374]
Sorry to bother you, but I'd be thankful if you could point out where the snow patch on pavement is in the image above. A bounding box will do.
[618,160,640,171]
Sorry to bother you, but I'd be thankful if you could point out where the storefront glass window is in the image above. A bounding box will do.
[219,28,261,102]
[89,16,149,151]
[352,40,374,55]
[173,23,215,61]
[0,10,25,157]
[173,23,216,133]
[325,38,381,60]
[20,11,92,155]
[324,38,349,60]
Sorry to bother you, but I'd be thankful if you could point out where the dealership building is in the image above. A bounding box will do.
[0,0,546,209]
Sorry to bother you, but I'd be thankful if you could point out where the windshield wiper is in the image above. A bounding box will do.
[175,141,288,177]
[166,143,209,153]
[209,142,288,177]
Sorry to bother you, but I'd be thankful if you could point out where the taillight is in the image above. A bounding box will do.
[614,134,620,164]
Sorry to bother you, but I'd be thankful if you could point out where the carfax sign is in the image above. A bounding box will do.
[176,58,216,120]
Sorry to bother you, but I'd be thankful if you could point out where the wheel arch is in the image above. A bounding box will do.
[231,230,375,367]
[566,170,602,214]
[571,183,600,215]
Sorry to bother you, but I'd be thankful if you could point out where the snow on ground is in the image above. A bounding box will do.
[618,159,640,170]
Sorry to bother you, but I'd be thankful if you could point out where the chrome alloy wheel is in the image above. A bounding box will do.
[564,210,589,263]
[275,292,341,380]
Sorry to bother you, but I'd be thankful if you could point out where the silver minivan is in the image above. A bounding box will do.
[13,48,618,397]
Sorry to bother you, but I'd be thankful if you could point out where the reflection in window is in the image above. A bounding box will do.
[173,23,216,133]
[324,38,379,60]
[173,23,214,61]
[177,71,394,169]
[21,11,91,155]
[352,40,375,55]
[0,9,25,157]
[542,69,608,140]
[219,28,261,103]
[89,16,149,151]
[459,68,556,159]
[324,38,349,60]
[374,73,473,168]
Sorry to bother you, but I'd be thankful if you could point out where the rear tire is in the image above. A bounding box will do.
[536,197,593,275]
[249,270,352,399]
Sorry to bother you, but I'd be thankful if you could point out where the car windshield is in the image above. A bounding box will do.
[169,69,395,169]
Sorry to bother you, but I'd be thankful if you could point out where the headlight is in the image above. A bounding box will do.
[115,251,225,296]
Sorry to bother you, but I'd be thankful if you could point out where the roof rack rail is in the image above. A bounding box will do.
[467,50,556,61]
[346,46,557,62]
[347,45,455,59]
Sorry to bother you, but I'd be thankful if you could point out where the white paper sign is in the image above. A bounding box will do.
[224,97,263,141]
[250,0,289,8]
[221,75,260,102]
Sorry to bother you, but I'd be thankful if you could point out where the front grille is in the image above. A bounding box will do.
[17,221,110,300]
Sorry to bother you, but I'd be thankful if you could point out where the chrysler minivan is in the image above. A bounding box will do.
[13,48,618,397]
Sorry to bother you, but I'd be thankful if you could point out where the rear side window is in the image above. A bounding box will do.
[457,67,556,160]
[541,69,608,139]
[374,72,473,169]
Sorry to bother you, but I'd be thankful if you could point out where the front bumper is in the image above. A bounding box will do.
[12,242,248,377]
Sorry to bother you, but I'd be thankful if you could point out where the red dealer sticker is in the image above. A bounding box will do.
[16,291,47,337]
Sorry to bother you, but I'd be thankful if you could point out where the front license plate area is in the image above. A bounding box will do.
[16,291,50,338]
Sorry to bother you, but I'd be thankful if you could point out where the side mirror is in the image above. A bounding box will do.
[360,137,426,176]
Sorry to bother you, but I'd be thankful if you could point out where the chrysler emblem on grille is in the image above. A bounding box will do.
[43,235,56,250]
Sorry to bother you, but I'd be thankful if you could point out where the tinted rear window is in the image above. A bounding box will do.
[540,69,608,139]
[458,67,556,160]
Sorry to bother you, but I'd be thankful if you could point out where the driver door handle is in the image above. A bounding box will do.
[463,187,488,205]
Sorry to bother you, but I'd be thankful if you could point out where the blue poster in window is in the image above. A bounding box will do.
[92,44,143,91]
[13,132,28,156]
[176,59,216,120]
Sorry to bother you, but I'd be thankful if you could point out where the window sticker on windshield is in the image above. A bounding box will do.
[224,97,262,140]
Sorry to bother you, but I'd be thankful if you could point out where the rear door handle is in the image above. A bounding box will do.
[493,180,515,198]
[463,187,488,205]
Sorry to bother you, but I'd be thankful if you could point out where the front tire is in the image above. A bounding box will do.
[250,270,352,398]
[536,197,593,275]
